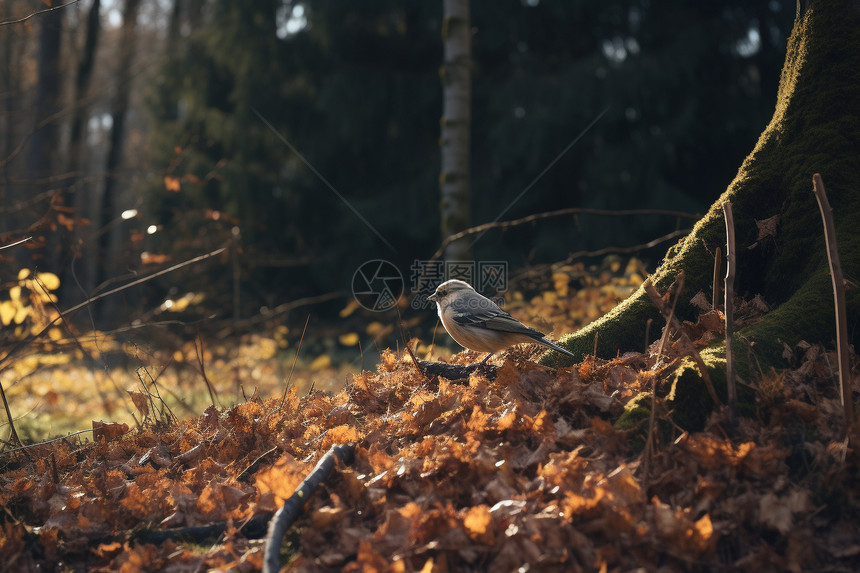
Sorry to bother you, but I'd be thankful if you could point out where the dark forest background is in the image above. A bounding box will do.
[0,0,794,338]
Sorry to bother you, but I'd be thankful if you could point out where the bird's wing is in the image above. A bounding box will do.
[449,304,545,338]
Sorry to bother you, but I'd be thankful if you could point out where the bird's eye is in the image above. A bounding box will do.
[439,289,447,297]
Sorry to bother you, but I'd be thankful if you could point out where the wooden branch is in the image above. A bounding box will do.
[642,276,683,478]
[263,443,356,573]
[415,360,497,381]
[429,208,699,263]
[508,229,692,285]
[131,513,272,545]
[812,174,853,427]
[644,273,722,407]
[712,247,722,310]
[0,246,228,374]
[722,202,737,426]
[0,0,81,27]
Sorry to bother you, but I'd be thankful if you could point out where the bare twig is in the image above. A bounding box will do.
[194,333,219,407]
[0,0,81,27]
[0,237,32,250]
[0,429,93,457]
[397,307,428,381]
[0,246,227,374]
[429,208,700,263]
[0,379,23,449]
[644,318,653,353]
[279,315,310,410]
[812,174,853,427]
[642,275,683,478]
[263,443,356,573]
[238,291,345,327]
[509,229,692,285]
[722,202,738,427]
[712,247,722,310]
[644,273,722,407]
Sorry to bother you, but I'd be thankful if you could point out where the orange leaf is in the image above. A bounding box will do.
[92,420,129,441]
[254,453,307,505]
[129,391,149,418]
[163,175,181,192]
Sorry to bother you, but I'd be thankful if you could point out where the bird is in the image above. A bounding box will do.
[427,279,576,365]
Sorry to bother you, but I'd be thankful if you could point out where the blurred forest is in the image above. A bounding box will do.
[1,0,793,342]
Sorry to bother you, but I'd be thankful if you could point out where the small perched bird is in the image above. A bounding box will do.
[427,279,575,364]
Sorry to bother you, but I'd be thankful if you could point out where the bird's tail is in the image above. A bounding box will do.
[536,337,576,359]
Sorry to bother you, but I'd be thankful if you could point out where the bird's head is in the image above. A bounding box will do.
[427,279,475,306]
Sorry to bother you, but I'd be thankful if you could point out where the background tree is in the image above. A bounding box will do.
[439,0,472,261]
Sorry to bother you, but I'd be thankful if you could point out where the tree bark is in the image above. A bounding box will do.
[547,0,860,427]
[94,0,142,320]
[16,3,63,264]
[439,0,472,261]
[61,0,101,288]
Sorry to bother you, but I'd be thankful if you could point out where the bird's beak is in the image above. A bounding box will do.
[427,293,438,302]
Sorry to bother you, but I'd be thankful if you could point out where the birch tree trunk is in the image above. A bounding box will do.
[439,0,472,261]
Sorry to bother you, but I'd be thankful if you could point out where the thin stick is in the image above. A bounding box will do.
[644,318,653,353]
[712,247,722,310]
[429,208,700,263]
[812,174,853,427]
[195,332,219,407]
[279,315,310,410]
[644,274,722,407]
[0,0,82,27]
[508,229,691,285]
[722,202,737,426]
[642,276,683,478]
[0,379,23,449]
[0,246,227,373]
[397,307,427,381]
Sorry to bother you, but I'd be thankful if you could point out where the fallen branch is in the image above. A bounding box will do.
[263,443,356,573]
[812,174,853,428]
[722,202,737,427]
[415,360,498,381]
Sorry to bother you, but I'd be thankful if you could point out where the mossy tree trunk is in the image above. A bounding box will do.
[548,0,860,424]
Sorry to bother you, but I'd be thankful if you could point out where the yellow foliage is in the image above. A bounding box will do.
[338,332,359,346]
[0,301,17,326]
[35,272,60,291]
[339,299,360,318]
[309,354,332,371]
[366,321,385,336]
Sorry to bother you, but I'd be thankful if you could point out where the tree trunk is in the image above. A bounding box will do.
[547,0,860,427]
[439,0,472,261]
[94,0,142,322]
[61,0,101,290]
[17,4,63,264]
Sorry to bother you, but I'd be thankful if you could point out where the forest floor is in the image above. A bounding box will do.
[1,258,859,571]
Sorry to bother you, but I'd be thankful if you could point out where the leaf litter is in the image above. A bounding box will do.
[1,277,860,572]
